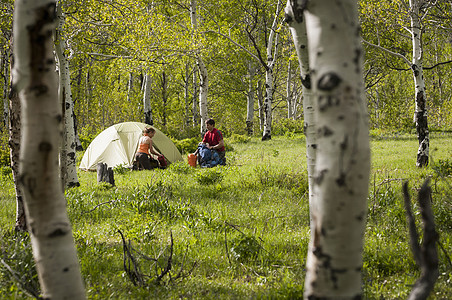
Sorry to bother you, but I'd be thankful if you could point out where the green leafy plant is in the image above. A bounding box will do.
[113,163,130,175]
[230,234,262,263]
[195,168,224,185]
[0,231,40,299]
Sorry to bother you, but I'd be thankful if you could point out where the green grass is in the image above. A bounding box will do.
[1,133,451,299]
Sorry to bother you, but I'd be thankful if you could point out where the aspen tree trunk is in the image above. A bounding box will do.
[55,2,79,188]
[192,65,199,127]
[190,0,208,134]
[286,60,294,119]
[285,0,316,223]
[9,68,26,231]
[126,72,133,104]
[161,71,168,126]
[2,50,10,130]
[262,0,282,141]
[13,1,86,298]
[184,63,191,128]
[257,80,264,131]
[303,0,370,298]
[246,62,255,136]
[143,73,153,125]
[410,0,429,167]
[198,58,208,133]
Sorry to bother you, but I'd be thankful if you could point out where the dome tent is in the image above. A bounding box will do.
[79,122,182,171]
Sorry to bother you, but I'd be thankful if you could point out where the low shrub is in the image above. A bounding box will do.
[226,134,251,144]
[0,231,40,299]
[195,168,224,185]
[173,137,199,154]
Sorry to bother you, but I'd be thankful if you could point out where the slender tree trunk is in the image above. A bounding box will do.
[143,73,153,125]
[192,64,199,127]
[184,63,191,129]
[13,1,86,298]
[55,2,79,188]
[126,72,133,104]
[190,0,208,134]
[246,62,255,136]
[286,60,294,119]
[257,80,264,131]
[302,0,370,298]
[161,71,168,126]
[2,49,10,130]
[285,0,316,225]
[262,0,282,141]
[9,54,26,231]
[410,0,429,167]
[198,57,208,133]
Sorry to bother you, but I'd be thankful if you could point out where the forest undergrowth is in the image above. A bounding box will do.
[1,133,451,299]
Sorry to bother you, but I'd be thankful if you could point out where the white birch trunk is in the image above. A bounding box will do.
[286,60,294,119]
[198,57,208,133]
[303,0,370,298]
[2,50,10,130]
[127,72,133,104]
[13,1,86,298]
[185,63,191,128]
[285,0,316,225]
[161,70,168,126]
[9,72,26,231]
[262,0,282,141]
[410,0,429,167]
[192,65,199,127]
[55,2,79,188]
[246,62,255,136]
[257,80,264,131]
[143,73,153,125]
[190,0,208,134]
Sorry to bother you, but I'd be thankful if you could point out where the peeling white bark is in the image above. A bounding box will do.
[262,0,282,141]
[190,0,208,134]
[410,0,429,167]
[143,73,153,125]
[246,62,256,135]
[13,1,85,298]
[285,0,316,224]
[303,0,370,298]
[55,2,79,188]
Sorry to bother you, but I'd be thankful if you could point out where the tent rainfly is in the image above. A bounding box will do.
[79,122,182,171]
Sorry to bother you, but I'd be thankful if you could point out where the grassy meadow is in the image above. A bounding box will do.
[1,133,452,299]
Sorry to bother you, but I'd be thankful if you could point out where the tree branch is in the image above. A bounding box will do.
[363,39,411,66]
[403,180,439,300]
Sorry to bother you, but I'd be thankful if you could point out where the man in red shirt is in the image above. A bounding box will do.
[202,118,226,165]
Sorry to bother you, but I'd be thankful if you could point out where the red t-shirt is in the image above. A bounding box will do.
[202,128,225,152]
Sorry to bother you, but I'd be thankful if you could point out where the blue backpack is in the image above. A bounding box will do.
[197,144,221,168]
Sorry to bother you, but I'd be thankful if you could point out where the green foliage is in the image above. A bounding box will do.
[2,131,452,298]
[432,158,452,177]
[272,118,304,136]
[0,231,40,299]
[230,234,261,263]
[113,164,130,175]
[226,134,251,144]
[172,137,199,154]
[195,168,224,185]
[78,132,97,151]
[168,161,192,174]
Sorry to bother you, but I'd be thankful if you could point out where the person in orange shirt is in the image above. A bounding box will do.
[135,127,163,170]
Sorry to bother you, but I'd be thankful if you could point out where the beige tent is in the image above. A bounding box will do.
[79,122,182,171]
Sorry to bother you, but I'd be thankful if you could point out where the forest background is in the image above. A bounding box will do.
[1,0,452,147]
[0,0,452,299]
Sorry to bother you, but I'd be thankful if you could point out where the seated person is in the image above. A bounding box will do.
[199,118,226,165]
[135,127,163,170]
